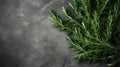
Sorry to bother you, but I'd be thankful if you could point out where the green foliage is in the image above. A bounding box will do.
[49,0,120,67]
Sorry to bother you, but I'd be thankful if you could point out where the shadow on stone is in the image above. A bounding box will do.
[0,40,21,67]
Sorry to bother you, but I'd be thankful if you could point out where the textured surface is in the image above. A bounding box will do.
[0,0,105,67]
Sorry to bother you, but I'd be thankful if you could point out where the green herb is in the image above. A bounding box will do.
[49,0,120,67]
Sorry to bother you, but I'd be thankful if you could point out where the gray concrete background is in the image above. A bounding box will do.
[0,0,106,67]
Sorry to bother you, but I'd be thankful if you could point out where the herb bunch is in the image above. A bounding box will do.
[49,0,120,67]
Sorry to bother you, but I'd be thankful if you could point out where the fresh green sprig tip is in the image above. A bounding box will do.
[49,0,120,67]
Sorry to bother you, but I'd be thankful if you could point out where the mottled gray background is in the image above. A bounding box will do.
[0,0,106,67]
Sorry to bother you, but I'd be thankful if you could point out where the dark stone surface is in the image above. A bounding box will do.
[0,0,106,67]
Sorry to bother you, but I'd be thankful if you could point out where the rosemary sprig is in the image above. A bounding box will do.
[49,0,120,67]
